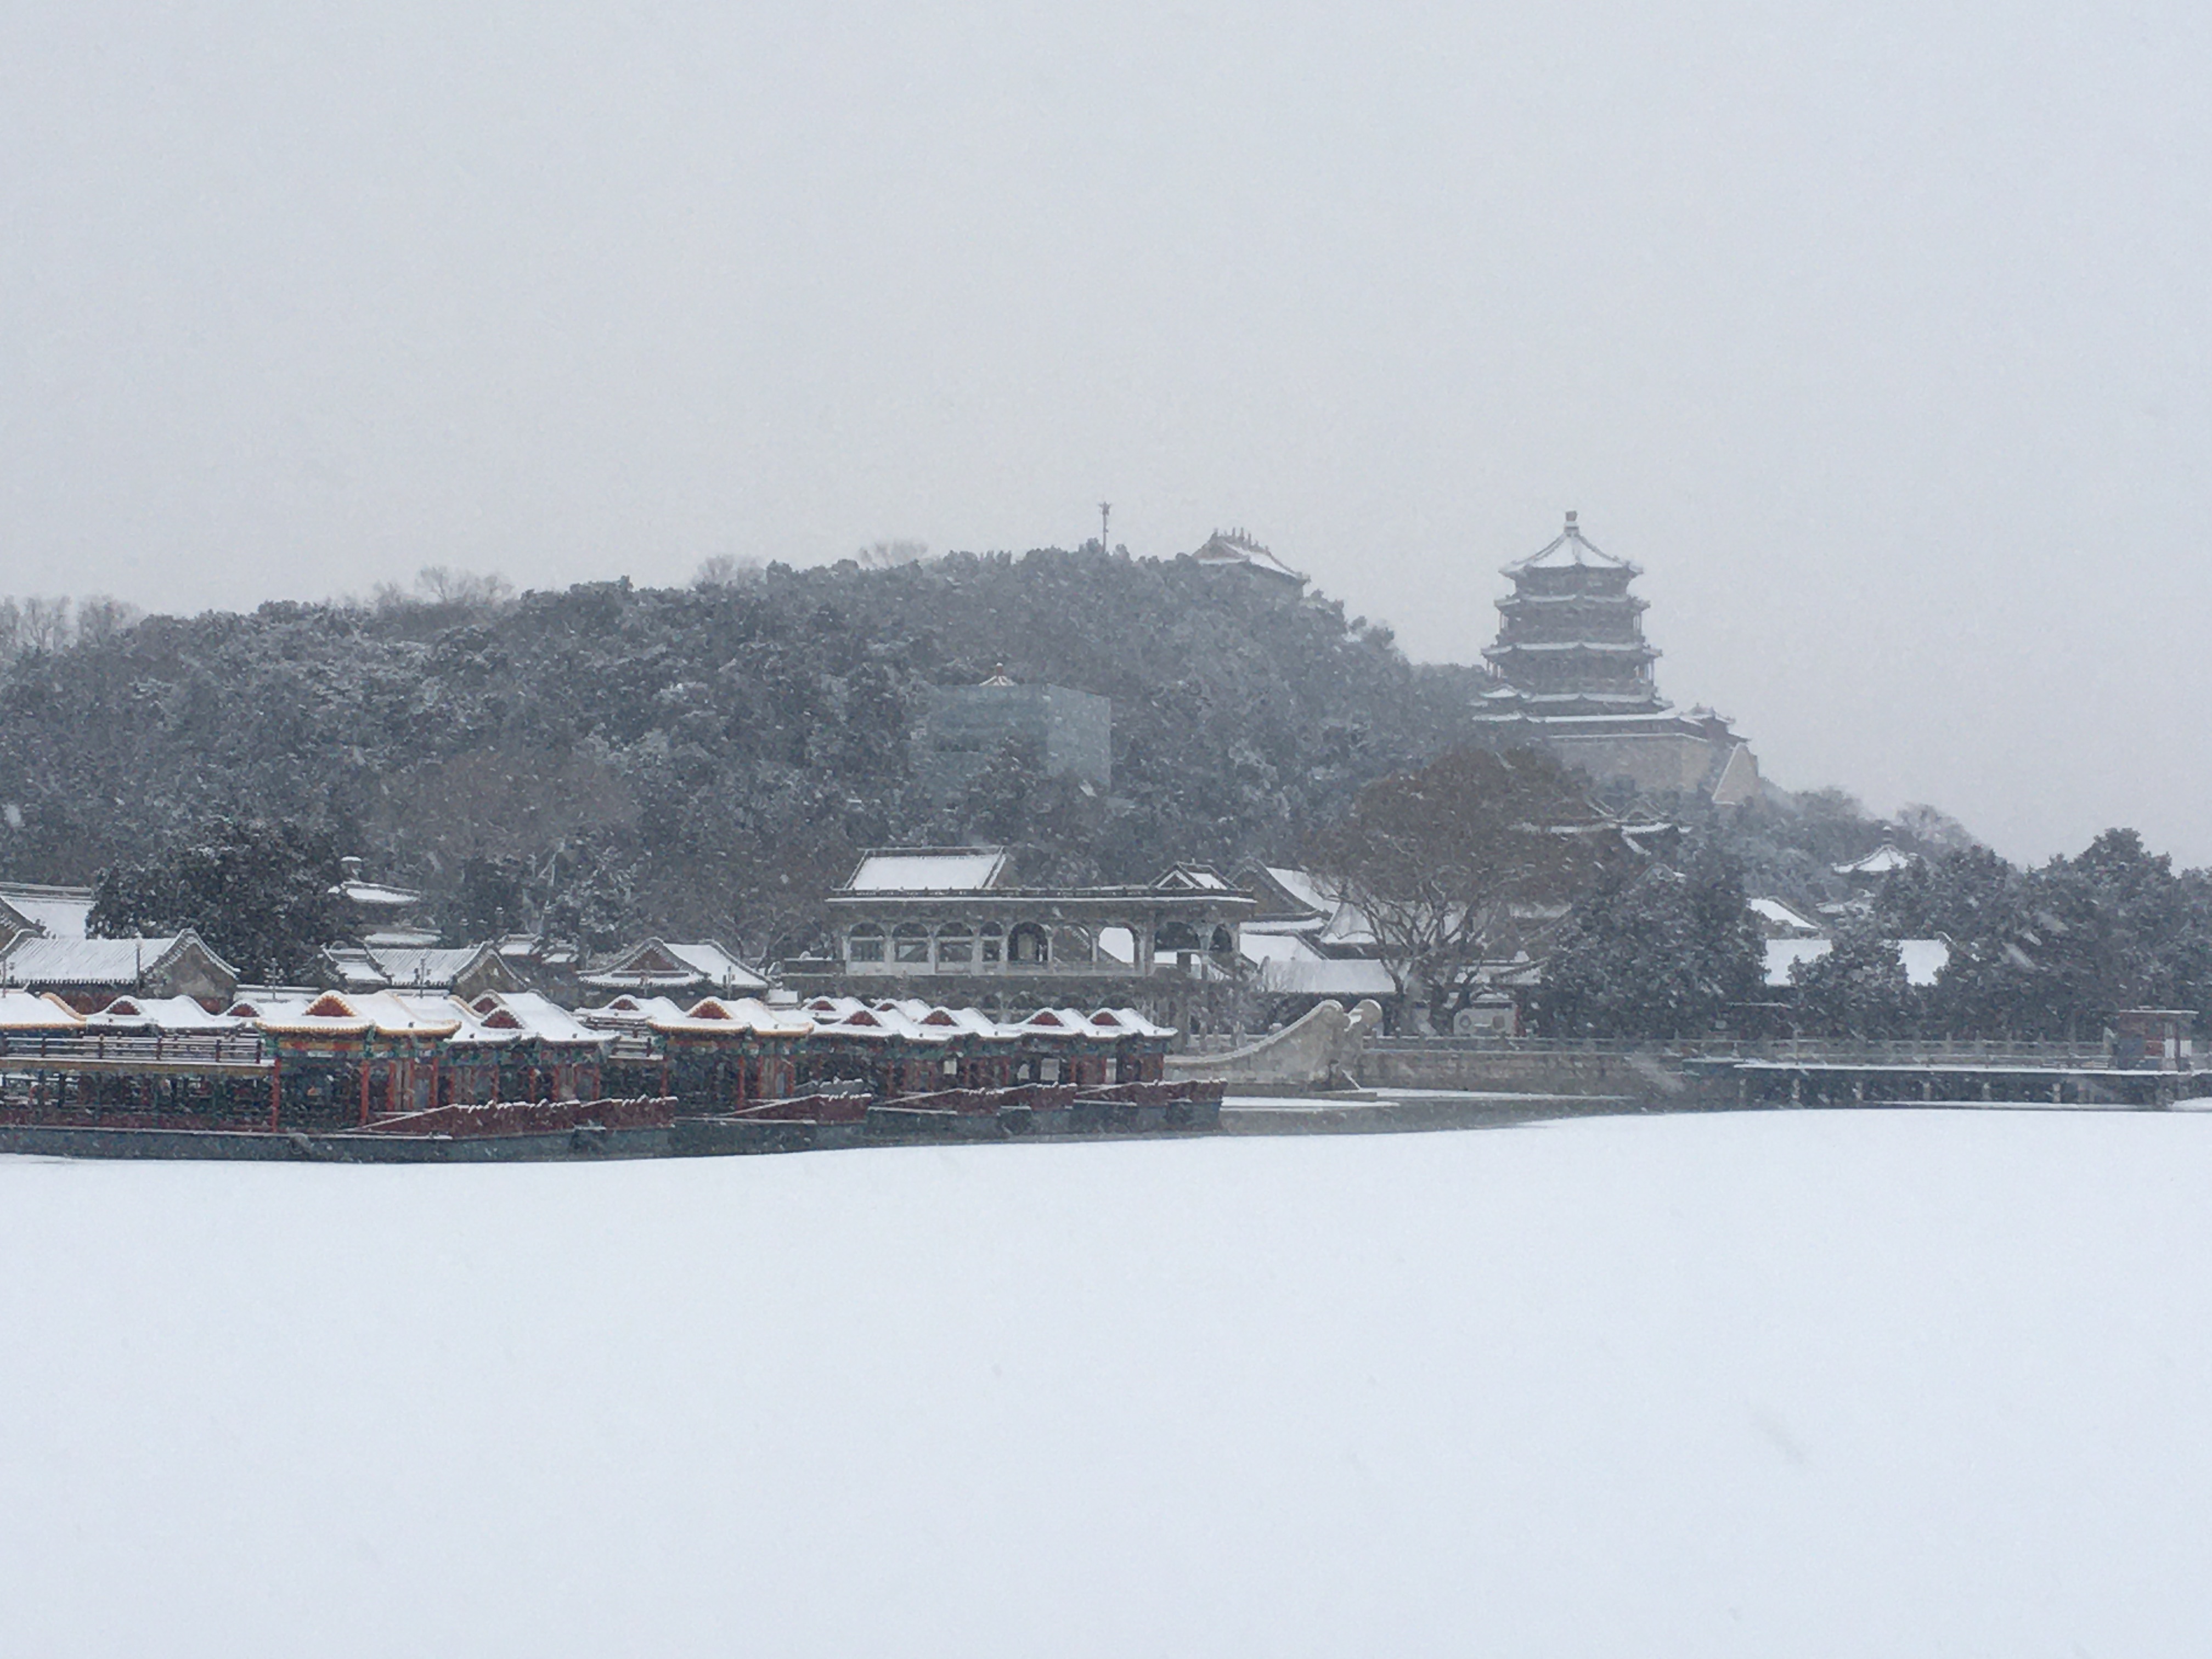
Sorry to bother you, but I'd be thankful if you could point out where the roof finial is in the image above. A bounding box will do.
[1565,510,1578,531]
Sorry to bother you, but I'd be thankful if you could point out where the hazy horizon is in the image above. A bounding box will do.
[8,0,2209,865]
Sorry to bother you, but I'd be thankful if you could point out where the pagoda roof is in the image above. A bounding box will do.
[1503,512,1640,577]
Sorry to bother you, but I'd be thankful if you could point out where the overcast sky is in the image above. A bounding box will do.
[5,1,2208,864]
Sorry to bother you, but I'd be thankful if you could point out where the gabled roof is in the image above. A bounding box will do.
[1082,1006,1178,1038]
[872,999,1017,1041]
[0,930,236,989]
[648,996,815,1040]
[466,990,611,1047]
[843,848,1013,894]
[84,995,247,1032]
[578,938,768,993]
[0,882,95,940]
[253,990,375,1036]
[1154,862,1232,891]
[325,941,513,993]
[1504,512,1640,576]
[1835,843,1914,877]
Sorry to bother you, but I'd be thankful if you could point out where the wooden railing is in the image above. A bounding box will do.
[0,1031,270,1069]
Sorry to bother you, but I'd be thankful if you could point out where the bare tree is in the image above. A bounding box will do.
[15,596,73,654]
[75,595,142,645]
[372,567,514,616]
[693,553,764,589]
[855,539,928,570]
[413,567,515,609]
[1305,746,1609,1027]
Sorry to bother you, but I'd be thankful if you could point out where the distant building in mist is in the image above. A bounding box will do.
[1471,512,1761,805]
[914,671,1113,802]
[1189,528,1308,596]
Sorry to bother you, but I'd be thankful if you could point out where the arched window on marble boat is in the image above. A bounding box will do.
[846,924,886,963]
[978,923,1004,964]
[893,922,931,964]
[1007,922,1050,965]
[1155,922,1204,956]
[934,923,974,967]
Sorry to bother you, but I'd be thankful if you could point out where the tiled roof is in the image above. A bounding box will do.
[0,932,233,988]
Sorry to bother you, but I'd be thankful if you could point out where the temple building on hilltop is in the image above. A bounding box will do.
[1471,512,1762,806]
[1190,528,1308,595]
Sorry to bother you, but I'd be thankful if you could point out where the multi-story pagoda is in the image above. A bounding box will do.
[1481,511,1664,716]
[1473,513,1762,805]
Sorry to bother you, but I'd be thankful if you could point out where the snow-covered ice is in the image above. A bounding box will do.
[4,1111,2211,1656]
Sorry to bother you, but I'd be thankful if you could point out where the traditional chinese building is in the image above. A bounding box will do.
[1472,513,1762,806]
[807,847,1253,1026]
[0,930,240,1012]
[1189,528,1309,596]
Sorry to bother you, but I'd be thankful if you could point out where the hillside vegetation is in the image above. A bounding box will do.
[0,552,1492,955]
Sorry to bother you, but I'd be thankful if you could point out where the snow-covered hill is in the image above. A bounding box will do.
[3,1113,2209,1657]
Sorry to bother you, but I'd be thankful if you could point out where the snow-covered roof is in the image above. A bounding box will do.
[0,882,95,940]
[1763,939,1833,988]
[347,990,465,1037]
[1192,529,1308,586]
[1503,512,1639,575]
[242,989,461,1040]
[872,999,1016,1041]
[0,932,233,989]
[394,994,514,1050]
[1896,939,1950,988]
[337,945,499,991]
[843,848,1012,893]
[650,996,816,1040]
[465,991,611,1047]
[1835,843,1914,877]
[1155,864,1232,891]
[578,939,768,993]
[1261,866,1335,917]
[84,995,246,1032]
[574,994,692,1031]
[1241,930,1400,998]
[334,878,424,910]
[251,991,372,1036]
[1748,898,1823,937]
[0,987,83,1029]
[1081,1007,1178,1039]
[1763,936,1950,989]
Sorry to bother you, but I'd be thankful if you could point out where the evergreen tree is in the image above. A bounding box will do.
[1537,849,1763,1037]
[88,817,343,983]
[1789,918,1912,1039]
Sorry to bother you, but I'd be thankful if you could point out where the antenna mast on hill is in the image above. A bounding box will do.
[1099,502,1111,550]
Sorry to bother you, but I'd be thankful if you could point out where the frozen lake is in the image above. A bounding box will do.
[3,1110,2208,1657]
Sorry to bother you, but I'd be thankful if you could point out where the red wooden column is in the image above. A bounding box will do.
[359,1058,371,1127]
[268,1054,283,1132]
